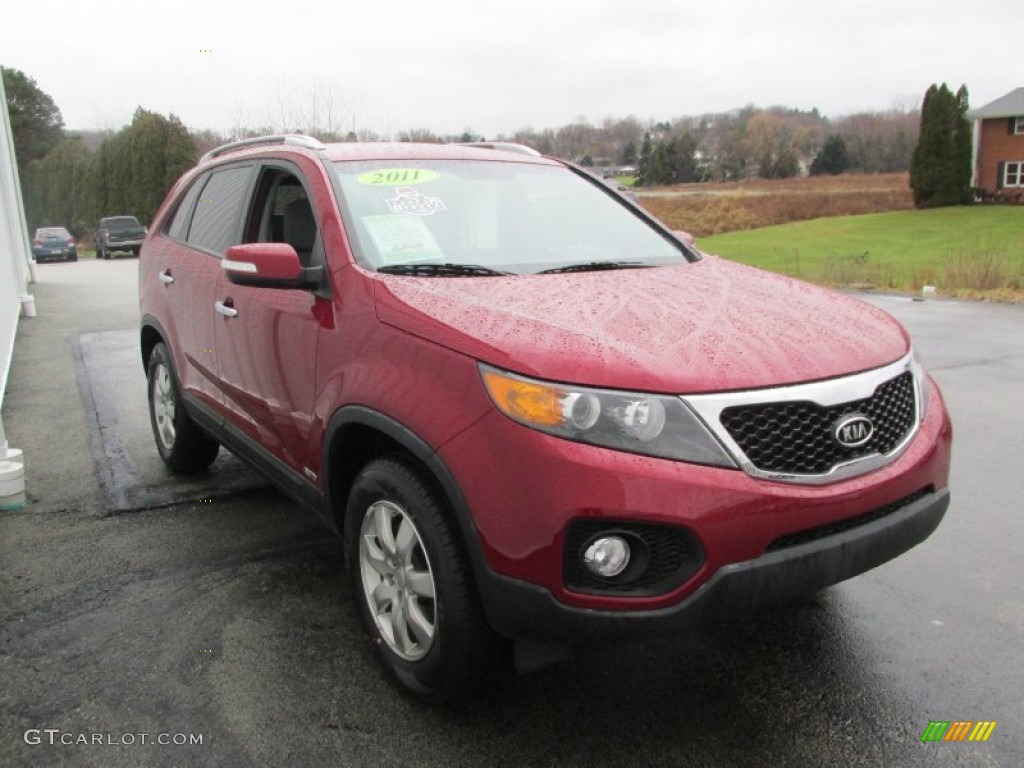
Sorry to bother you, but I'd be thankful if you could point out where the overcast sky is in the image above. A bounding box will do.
[3,0,1021,139]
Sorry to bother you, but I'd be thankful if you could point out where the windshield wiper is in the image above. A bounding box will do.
[537,261,651,275]
[377,263,512,277]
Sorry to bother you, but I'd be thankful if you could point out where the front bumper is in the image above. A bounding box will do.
[476,486,948,641]
[437,371,951,641]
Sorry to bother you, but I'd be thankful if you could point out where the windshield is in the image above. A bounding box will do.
[332,160,687,275]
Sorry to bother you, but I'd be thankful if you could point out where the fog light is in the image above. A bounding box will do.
[583,536,631,578]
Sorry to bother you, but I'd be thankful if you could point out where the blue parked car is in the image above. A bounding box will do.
[31,227,78,262]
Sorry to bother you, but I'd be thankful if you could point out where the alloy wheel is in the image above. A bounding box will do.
[358,500,437,661]
[151,362,176,450]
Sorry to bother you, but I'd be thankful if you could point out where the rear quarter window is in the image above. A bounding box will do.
[164,175,206,241]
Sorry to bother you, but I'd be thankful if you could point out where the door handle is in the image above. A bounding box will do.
[158,269,174,284]
[215,300,238,318]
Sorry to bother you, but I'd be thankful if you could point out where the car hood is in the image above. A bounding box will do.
[372,257,909,394]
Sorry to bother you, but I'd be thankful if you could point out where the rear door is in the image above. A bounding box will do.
[146,163,254,412]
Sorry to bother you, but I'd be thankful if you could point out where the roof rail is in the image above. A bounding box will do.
[457,141,541,157]
[200,134,327,163]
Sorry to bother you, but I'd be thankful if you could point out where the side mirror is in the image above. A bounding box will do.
[223,243,319,289]
[673,230,696,247]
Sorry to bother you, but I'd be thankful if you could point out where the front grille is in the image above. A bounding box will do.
[563,519,704,596]
[766,487,932,552]
[719,371,916,476]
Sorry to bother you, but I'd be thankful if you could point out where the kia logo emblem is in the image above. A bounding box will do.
[833,414,874,448]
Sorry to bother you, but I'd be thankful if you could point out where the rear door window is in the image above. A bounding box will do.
[185,165,253,255]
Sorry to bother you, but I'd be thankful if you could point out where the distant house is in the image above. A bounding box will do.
[968,87,1024,199]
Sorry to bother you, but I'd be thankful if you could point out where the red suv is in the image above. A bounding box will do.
[139,135,952,702]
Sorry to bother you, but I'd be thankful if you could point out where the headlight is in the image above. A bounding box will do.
[910,350,930,420]
[479,364,736,467]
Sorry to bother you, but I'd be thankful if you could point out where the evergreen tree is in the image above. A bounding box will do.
[637,132,652,186]
[101,129,132,216]
[639,133,704,186]
[23,137,91,233]
[21,106,197,232]
[952,85,972,203]
[910,83,971,207]
[673,132,703,183]
[90,109,196,224]
[810,134,850,175]
[646,140,667,185]
[127,109,193,221]
[619,140,637,166]
[129,109,169,219]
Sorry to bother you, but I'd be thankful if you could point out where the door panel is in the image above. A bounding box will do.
[213,281,321,476]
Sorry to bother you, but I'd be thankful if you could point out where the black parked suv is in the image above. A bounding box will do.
[96,216,146,259]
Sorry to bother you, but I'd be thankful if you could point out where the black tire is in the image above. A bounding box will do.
[132,247,140,258]
[146,342,220,473]
[345,457,500,703]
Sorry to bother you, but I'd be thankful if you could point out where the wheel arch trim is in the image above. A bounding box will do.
[139,315,171,372]
[322,406,491,588]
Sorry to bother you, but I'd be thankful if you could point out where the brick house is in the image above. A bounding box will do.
[969,87,1024,199]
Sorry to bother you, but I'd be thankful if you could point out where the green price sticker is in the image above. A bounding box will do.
[357,168,439,186]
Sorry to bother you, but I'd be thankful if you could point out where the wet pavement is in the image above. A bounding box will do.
[1,259,1021,766]
[75,329,266,513]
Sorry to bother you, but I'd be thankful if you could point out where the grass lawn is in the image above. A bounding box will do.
[699,206,1024,300]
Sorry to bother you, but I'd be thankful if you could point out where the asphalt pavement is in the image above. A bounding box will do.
[1,257,1021,767]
